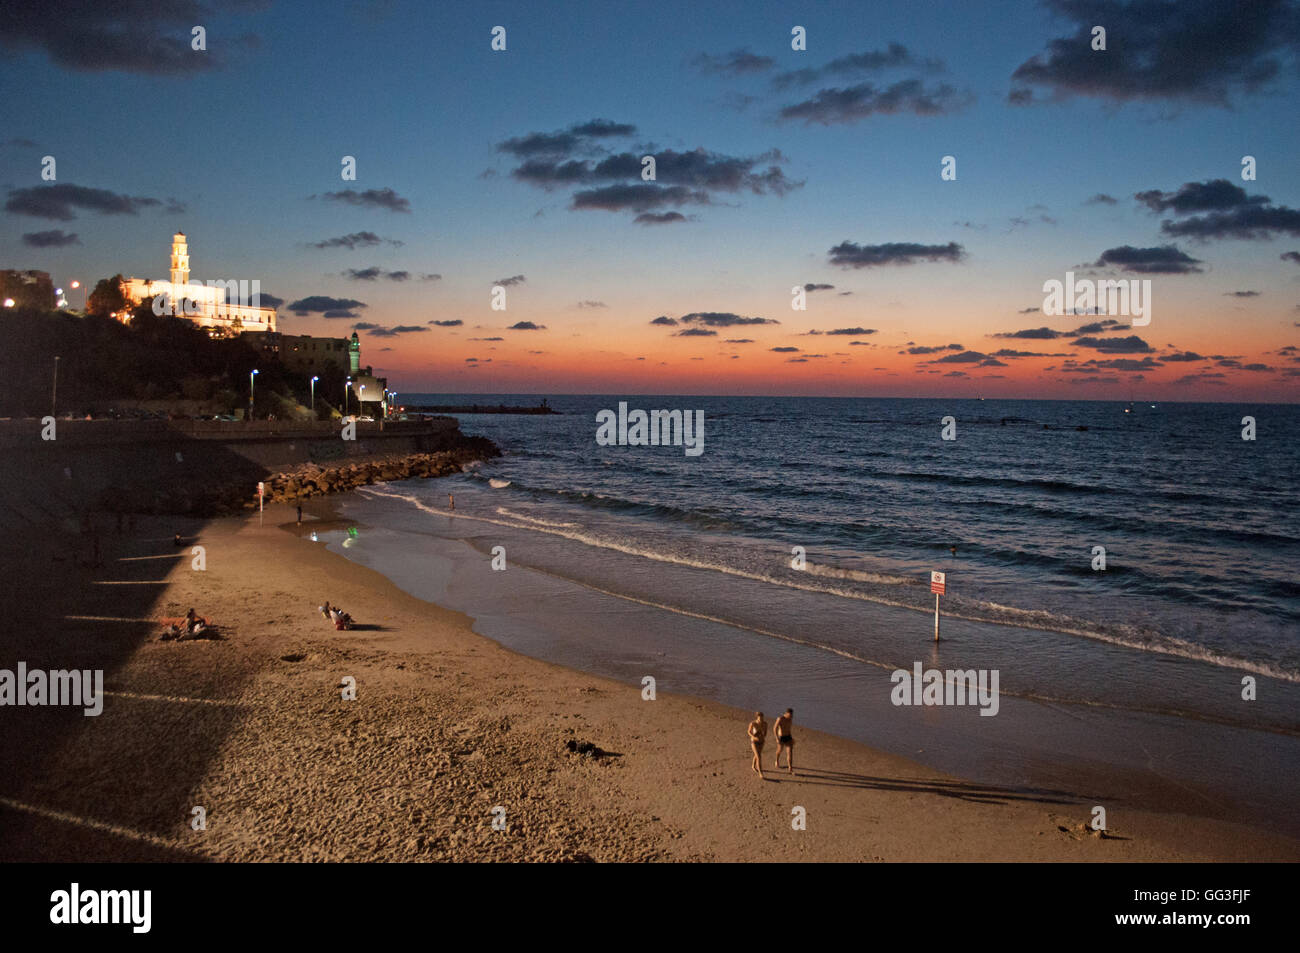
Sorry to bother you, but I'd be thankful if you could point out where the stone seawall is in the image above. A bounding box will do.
[0,418,499,523]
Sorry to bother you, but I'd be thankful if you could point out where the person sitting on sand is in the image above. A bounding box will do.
[319,600,332,620]
[774,708,795,775]
[748,712,768,779]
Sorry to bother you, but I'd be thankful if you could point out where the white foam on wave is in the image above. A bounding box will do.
[353,485,1300,684]
[489,478,512,489]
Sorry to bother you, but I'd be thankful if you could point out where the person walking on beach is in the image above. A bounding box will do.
[448,493,454,511]
[748,712,768,779]
[296,504,303,526]
[774,708,795,775]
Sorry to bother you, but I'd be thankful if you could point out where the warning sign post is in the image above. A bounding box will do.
[930,571,946,641]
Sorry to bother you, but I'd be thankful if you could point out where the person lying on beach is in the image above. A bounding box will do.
[748,712,768,779]
[774,708,795,775]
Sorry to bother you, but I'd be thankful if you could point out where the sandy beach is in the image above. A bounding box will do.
[2,495,1296,863]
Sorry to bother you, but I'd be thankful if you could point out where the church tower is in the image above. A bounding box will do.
[349,331,361,375]
[170,232,190,288]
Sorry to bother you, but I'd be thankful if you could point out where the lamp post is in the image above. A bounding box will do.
[310,375,319,415]
[249,368,259,420]
[345,377,351,417]
[52,356,59,418]
[359,384,366,417]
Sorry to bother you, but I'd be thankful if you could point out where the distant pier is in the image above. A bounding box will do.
[404,400,559,415]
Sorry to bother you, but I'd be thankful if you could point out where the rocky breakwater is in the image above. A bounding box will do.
[254,443,498,509]
[105,435,500,518]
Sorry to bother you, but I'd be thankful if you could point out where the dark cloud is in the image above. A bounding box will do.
[576,300,607,308]
[288,295,367,316]
[508,321,545,330]
[929,350,986,364]
[1136,179,1269,214]
[826,327,875,336]
[1069,319,1127,334]
[1085,193,1119,206]
[634,211,689,225]
[493,275,526,287]
[994,327,1064,340]
[428,319,463,327]
[22,229,79,247]
[650,316,678,326]
[1,0,262,75]
[779,79,972,124]
[804,283,835,292]
[1086,357,1163,371]
[992,349,1063,358]
[1174,372,1228,384]
[316,188,410,213]
[1071,335,1155,353]
[675,328,717,337]
[1160,204,1300,240]
[310,231,403,250]
[1224,290,1261,297]
[366,325,429,337]
[1018,306,1040,313]
[772,44,940,89]
[343,267,410,282]
[5,183,164,220]
[1282,251,1300,264]
[691,48,775,76]
[497,119,636,159]
[771,346,800,353]
[1008,0,1299,106]
[725,338,754,344]
[324,309,360,319]
[680,312,777,327]
[828,241,964,268]
[352,322,382,331]
[907,344,963,354]
[257,293,284,308]
[520,147,803,196]
[1093,245,1203,274]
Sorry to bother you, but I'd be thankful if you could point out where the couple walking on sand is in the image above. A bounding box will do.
[748,709,795,779]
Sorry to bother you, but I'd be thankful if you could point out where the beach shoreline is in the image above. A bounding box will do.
[2,495,1296,862]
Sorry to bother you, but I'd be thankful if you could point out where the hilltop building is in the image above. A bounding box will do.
[121,232,277,335]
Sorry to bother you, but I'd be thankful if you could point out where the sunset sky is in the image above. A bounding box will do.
[3,0,1299,400]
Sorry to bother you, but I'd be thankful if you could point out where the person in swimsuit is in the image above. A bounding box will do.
[748,712,768,778]
[774,708,795,775]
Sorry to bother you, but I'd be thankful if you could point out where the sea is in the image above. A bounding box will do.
[323,395,1300,834]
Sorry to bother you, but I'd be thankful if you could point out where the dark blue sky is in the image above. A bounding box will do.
[3,0,1299,398]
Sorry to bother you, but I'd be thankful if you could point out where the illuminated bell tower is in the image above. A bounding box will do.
[170,232,190,287]
[349,331,361,375]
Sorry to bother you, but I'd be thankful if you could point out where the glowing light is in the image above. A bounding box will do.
[2,299,14,308]
[70,281,80,289]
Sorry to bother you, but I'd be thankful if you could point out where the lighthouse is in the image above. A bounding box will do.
[349,331,361,376]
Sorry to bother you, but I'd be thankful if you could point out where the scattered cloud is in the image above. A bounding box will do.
[22,229,79,247]
[314,187,411,213]
[780,79,973,124]
[309,231,404,250]
[1092,244,1203,274]
[1008,0,1298,106]
[5,183,167,220]
[828,240,964,268]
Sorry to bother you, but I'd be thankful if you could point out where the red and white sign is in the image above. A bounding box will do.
[930,571,946,595]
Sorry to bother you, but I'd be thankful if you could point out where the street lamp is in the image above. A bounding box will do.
[310,375,319,414]
[249,368,259,419]
[359,384,366,416]
[52,356,59,418]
